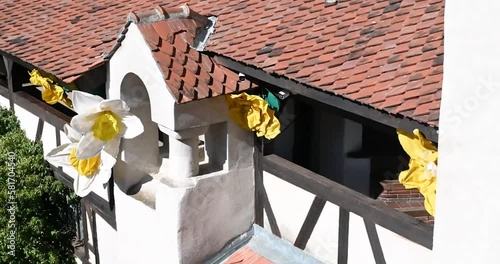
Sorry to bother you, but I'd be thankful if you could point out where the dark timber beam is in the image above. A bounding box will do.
[50,165,117,230]
[263,154,434,249]
[364,219,387,264]
[10,90,72,131]
[337,208,350,264]
[254,137,264,227]
[0,51,70,87]
[294,196,326,249]
[89,208,100,264]
[2,57,14,110]
[214,55,439,143]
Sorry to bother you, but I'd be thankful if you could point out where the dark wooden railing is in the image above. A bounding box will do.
[256,154,433,264]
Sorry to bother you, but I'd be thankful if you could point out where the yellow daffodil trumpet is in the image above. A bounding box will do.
[70,91,144,160]
[397,129,438,216]
[226,92,281,140]
[69,148,101,177]
[46,125,116,197]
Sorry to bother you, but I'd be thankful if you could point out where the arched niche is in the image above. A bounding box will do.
[114,73,159,193]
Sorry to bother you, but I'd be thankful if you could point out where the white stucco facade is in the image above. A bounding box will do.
[107,21,256,264]
[433,2,500,263]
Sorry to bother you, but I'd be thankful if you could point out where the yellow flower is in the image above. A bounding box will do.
[45,125,116,197]
[91,111,121,141]
[226,93,281,140]
[69,148,101,176]
[397,129,438,216]
[41,83,65,104]
[28,69,73,108]
[70,91,144,159]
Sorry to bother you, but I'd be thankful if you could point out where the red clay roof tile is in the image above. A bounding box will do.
[0,0,443,126]
[134,9,254,103]
[224,247,273,264]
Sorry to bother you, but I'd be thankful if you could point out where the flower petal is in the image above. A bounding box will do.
[64,124,82,143]
[70,112,100,134]
[72,91,103,114]
[45,143,74,167]
[121,113,144,139]
[73,174,96,197]
[100,99,130,113]
[103,137,121,159]
[100,149,117,171]
[95,167,113,185]
[76,133,106,159]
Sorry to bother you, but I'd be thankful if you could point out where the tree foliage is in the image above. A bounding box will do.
[0,107,78,263]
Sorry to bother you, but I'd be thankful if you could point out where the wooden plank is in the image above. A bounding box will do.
[260,184,281,238]
[337,208,350,264]
[76,203,82,241]
[55,127,61,146]
[82,201,90,262]
[0,51,68,86]
[82,194,117,230]
[49,164,74,189]
[2,57,14,110]
[50,165,117,229]
[35,118,44,142]
[263,154,434,249]
[89,207,100,264]
[107,175,115,211]
[294,196,326,249]
[214,56,438,143]
[364,220,387,264]
[254,137,264,227]
[12,90,71,131]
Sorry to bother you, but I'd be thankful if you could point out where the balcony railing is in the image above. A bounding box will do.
[255,154,433,264]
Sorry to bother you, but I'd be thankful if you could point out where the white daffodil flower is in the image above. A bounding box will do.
[70,91,144,159]
[46,125,116,197]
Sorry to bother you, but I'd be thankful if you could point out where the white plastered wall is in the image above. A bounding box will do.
[263,172,432,264]
[108,23,176,128]
[433,2,500,263]
[107,21,255,263]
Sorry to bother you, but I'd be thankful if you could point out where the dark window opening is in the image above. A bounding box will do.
[0,56,6,83]
[264,94,408,199]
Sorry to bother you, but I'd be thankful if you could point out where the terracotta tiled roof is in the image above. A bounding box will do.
[0,0,444,126]
[131,6,254,103]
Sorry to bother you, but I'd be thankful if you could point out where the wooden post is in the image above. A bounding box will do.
[337,208,350,264]
[254,136,264,226]
[364,220,386,264]
[82,201,90,262]
[261,183,281,238]
[90,207,100,264]
[294,196,326,249]
[35,118,44,142]
[2,57,14,110]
